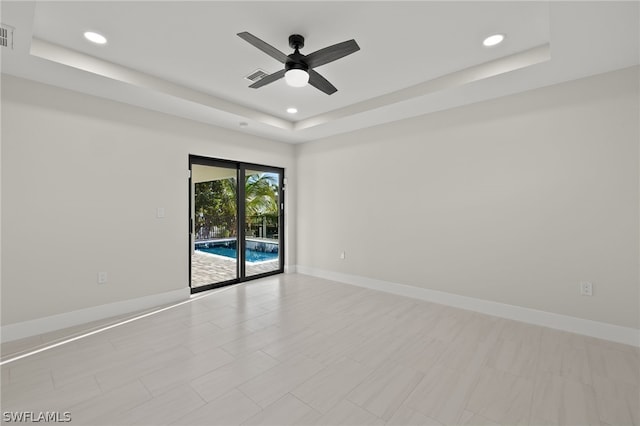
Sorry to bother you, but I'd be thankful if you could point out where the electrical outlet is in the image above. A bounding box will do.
[580,281,593,296]
[98,272,108,285]
[340,251,346,260]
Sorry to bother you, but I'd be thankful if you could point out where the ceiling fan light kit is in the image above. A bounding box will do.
[285,69,309,87]
[237,31,360,95]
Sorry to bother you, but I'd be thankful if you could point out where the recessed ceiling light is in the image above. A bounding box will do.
[286,107,298,114]
[483,34,505,47]
[239,122,249,127]
[84,31,107,45]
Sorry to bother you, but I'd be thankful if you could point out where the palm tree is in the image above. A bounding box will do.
[244,173,278,239]
[245,173,278,217]
[194,173,278,240]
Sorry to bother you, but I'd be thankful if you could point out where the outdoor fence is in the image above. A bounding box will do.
[195,215,278,241]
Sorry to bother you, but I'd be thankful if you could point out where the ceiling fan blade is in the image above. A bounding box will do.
[249,69,286,88]
[306,39,360,68]
[237,32,289,64]
[308,70,337,95]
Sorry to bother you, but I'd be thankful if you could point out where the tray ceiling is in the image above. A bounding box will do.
[1,2,638,143]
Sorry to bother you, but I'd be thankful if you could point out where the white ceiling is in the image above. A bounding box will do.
[1,1,638,143]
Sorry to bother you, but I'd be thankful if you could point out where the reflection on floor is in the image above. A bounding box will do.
[191,250,279,287]
[1,274,638,425]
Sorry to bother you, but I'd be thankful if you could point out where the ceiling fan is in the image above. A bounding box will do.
[237,32,360,95]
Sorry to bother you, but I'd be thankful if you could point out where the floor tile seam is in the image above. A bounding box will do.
[0,377,58,408]
[405,362,482,424]
[538,373,607,426]
[57,374,103,406]
[7,368,55,391]
[69,378,153,416]
[525,330,544,426]
[93,346,196,385]
[112,378,174,421]
[52,364,119,393]
[237,353,322,397]
[545,362,599,387]
[288,361,372,415]
[93,372,142,395]
[347,364,425,422]
[343,357,386,401]
[590,372,640,390]
[584,344,637,387]
[285,391,324,417]
[445,350,492,382]
[189,374,253,407]
[108,335,201,354]
[185,381,210,406]
[218,343,245,360]
[343,395,386,423]
[585,348,603,420]
[234,385,264,410]
[139,359,226,396]
[286,356,340,394]
[260,331,327,359]
[166,387,214,426]
[459,408,499,426]
[190,351,284,399]
[451,366,487,425]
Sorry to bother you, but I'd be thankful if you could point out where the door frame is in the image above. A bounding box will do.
[188,155,285,294]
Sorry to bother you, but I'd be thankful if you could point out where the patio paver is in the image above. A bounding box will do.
[191,251,279,288]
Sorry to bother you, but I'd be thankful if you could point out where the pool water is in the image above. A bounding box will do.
[196,240,278,263]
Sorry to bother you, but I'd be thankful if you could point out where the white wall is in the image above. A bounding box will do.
[296,66,639,330]
[3,66,639,335]
[1,75,296,326]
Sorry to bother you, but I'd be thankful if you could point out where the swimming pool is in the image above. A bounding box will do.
[195,239,278,263]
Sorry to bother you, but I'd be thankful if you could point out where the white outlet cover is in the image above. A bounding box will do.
[98,272,108,284]
[580,282,593,296]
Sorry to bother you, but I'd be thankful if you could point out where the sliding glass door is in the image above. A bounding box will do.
[190,161,238,288]
[243,168,282,278]
[189,156,284,293]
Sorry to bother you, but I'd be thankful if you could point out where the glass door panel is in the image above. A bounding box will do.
[244,169,282,278]
[190,163,238,288]
[189,156,284,294]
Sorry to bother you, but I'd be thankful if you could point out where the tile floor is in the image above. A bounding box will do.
[1,274,638,425]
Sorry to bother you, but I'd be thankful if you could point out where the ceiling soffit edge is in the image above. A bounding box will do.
[29,38,549,135]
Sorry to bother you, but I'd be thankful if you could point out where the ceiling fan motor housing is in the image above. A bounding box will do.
[288,34,305,50]
[286,39,309,72]
[285,57,308,72]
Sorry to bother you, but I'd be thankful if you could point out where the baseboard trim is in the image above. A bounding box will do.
[1,288,190,343]
[296,265,640,347]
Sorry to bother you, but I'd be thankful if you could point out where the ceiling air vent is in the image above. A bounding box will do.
[245,69,269,83]
[0,24,15,49]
